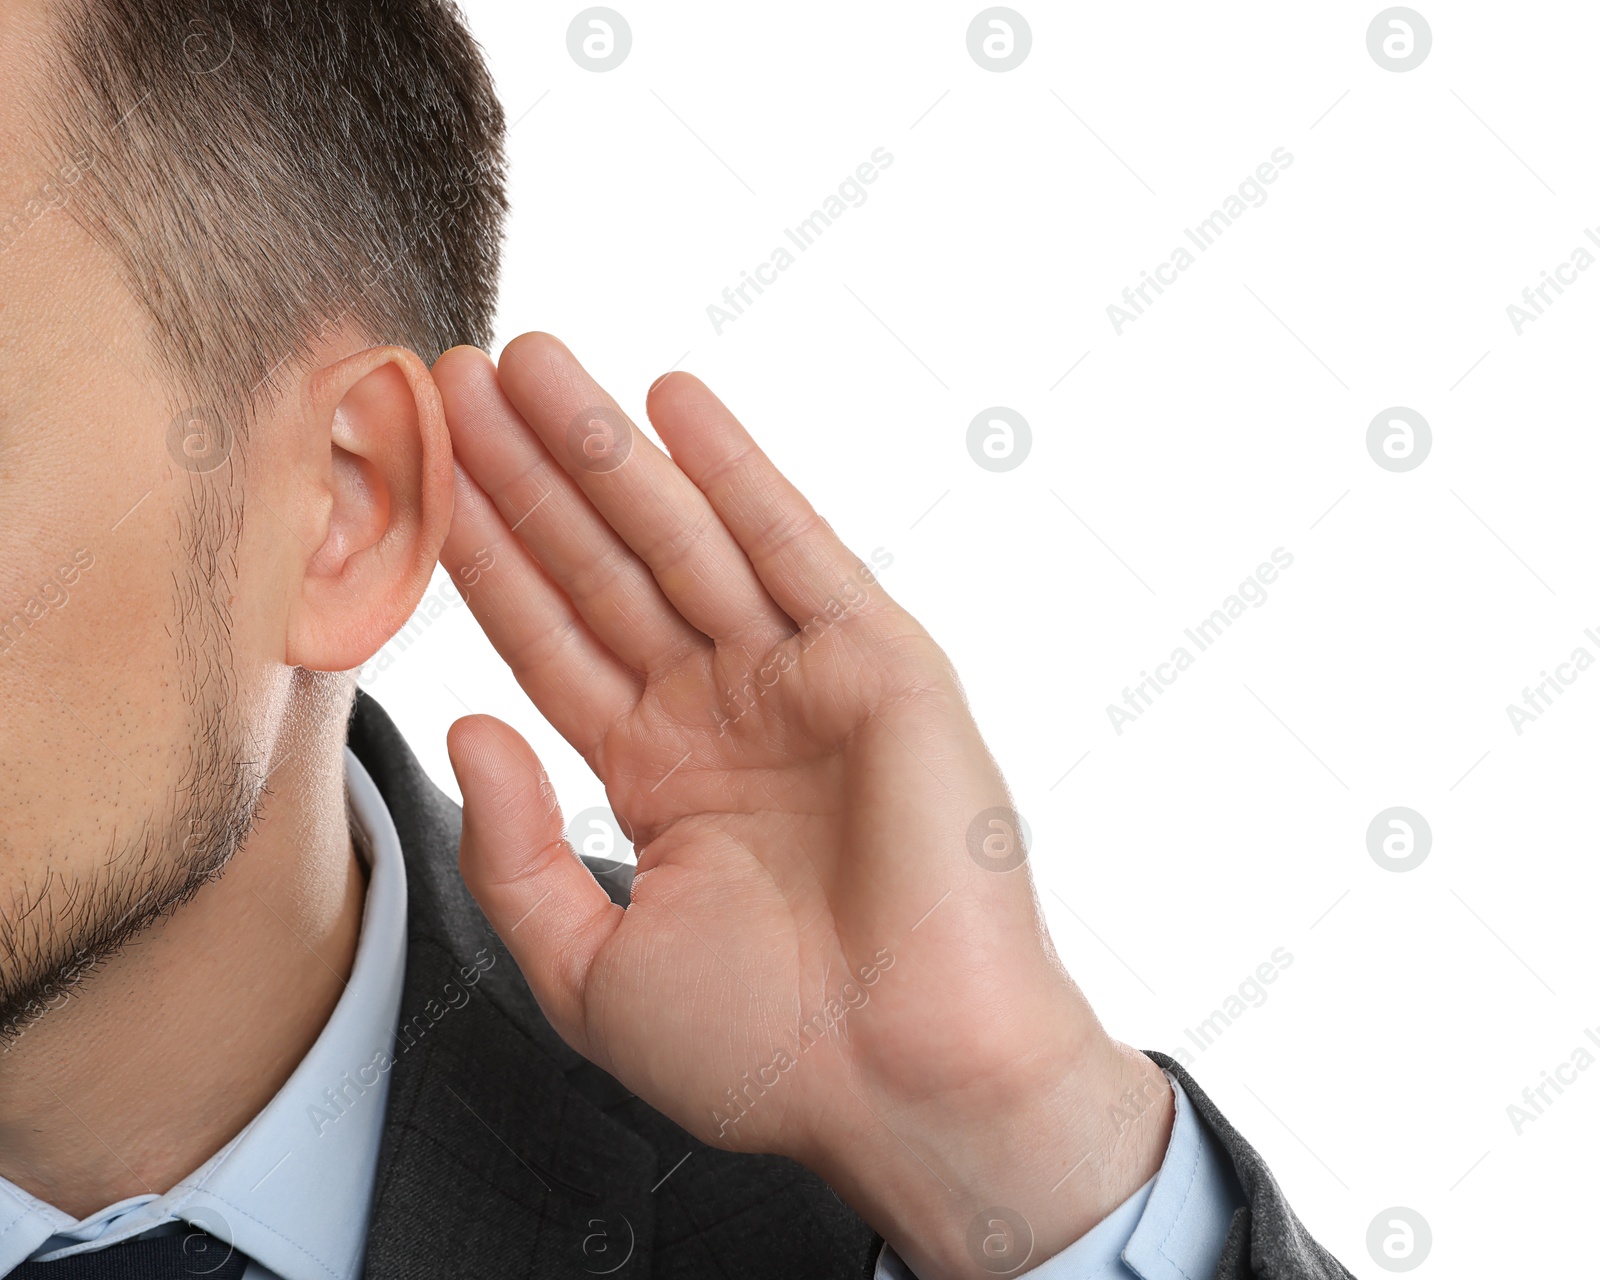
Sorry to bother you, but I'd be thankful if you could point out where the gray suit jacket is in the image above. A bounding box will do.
[349,691,1352,1279]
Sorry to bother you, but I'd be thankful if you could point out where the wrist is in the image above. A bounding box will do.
[812,1035,1174,1280]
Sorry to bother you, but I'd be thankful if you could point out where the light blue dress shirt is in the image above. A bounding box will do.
[0,749,1243,1279]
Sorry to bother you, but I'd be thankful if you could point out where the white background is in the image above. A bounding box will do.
[366,3,1600,1273]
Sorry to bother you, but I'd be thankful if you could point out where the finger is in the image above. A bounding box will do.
[645,372,891,627]
[495,333,796,659]
[448,713,622,1057]
[442,462,639,764]
[435,344,702,675]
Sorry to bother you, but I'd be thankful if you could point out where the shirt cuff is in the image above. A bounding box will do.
[873,1070,1245,1280]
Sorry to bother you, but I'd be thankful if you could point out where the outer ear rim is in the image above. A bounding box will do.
[287,343,455,674]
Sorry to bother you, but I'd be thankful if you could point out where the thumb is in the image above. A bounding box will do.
[447,714,621,1056]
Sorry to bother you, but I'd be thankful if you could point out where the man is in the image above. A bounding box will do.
[0,1,1352,1277]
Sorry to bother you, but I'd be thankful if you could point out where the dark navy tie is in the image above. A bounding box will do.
[6,1230,247,1279]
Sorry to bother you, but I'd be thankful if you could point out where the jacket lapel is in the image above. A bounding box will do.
[350,691,658,1278]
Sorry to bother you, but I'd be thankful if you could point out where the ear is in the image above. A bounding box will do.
[285,345,453,673]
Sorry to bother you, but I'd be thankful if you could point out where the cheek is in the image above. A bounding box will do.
[0,491,197,876]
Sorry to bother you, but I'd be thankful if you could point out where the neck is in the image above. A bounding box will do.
[0,729,365,1218]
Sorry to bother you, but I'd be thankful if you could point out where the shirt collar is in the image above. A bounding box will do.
[0,747,409,1280]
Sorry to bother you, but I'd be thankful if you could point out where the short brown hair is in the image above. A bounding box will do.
[43,0,507,415]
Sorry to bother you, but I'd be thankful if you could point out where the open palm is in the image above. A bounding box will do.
[434,337,1151,1230]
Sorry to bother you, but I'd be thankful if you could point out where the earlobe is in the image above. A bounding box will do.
[285,346,453,673]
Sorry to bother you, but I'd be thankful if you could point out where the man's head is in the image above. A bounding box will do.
[0,0,505,1037]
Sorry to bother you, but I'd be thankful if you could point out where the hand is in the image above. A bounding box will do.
[434,335,1173,1280]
